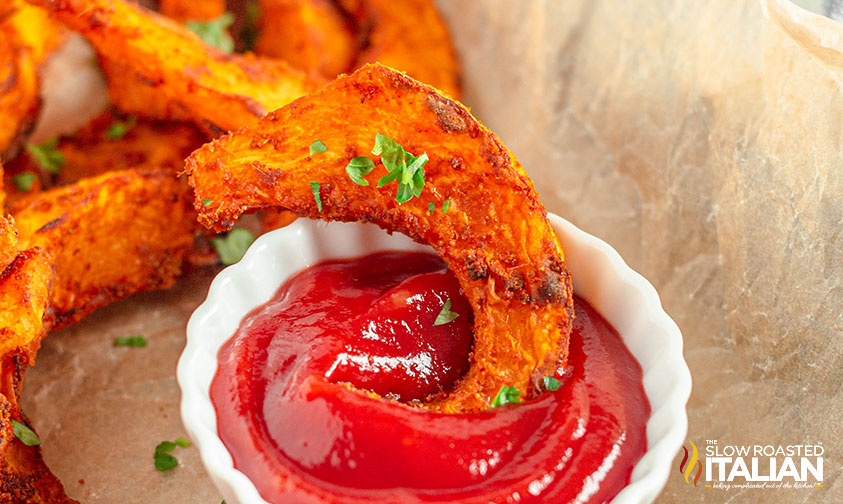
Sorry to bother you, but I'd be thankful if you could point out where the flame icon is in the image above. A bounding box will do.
[679,441,702,486]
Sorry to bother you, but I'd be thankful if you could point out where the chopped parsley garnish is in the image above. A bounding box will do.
[185,13,235,53]
[12,172,36,192]
[491,386,523,407]
[26,139,65,174]
[114,335,147,348]
[11,420,41,446]
[345,156,375,186]
[105,116,136,140]
[240,0,260,52]
[372,133,427,203]
[309,140,327,154]
[433,298,459,326]
[309,181,322,212]
[211,228,255,265]
[154,440,183,472]
[442,198,451,213]
[428,202,435,213]
[201,198,213,207]
[154,437,190,471]
[543,376,562,391]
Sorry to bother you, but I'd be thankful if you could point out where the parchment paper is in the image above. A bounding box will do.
[20,0,843,502]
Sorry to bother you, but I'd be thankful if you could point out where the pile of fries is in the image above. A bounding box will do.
[0,1,573,501]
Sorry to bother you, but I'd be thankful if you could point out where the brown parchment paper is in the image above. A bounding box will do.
[19,0,843,502]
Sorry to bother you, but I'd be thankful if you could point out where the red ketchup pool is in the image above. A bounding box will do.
[211,251,650,503]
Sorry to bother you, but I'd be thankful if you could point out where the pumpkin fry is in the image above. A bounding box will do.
[97,0,229,124]
[256,0,356,77]
[0,214,69,501]
[26,0,323,132]
[187,64,571,412]
[0,1,64,159]
[0,23,31,159]
[337,0,461,97]
[3,110,207,207]
[0,168,201,500]
[10,169,198,330]
[0,246,75,503]
[255,0,461,96]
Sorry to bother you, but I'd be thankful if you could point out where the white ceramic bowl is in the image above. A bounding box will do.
[178,215,691,504]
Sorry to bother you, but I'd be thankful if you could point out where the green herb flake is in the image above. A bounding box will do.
[211,228,255,265]
[371,132,401,160]
[442,198,451,213]
[370,133,428,203]
[26,139,65,175]
[185,12,235,53]
[309,181,322,212]
[433,298,459,326]
[154,441,179,472]
[309,140,328,155]
[11,420,41,446]
[345,156,375,186]
[491,386,523,408]
[12,172,36,192]
[153,437,191,471]
[377,171,399,188]
[428,202,435,213]
[114,335,147,348]
[105,116,136,140]
[156,441,176,454]
[202,198,213,207]
[543,376,562,391]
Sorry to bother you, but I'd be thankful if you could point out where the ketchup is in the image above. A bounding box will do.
[211,251,649,503]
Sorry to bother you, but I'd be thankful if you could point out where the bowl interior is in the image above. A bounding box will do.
[178,215,690,504]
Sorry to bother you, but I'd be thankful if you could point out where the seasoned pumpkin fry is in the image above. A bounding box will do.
[3,110,207,207]
[10,169,198,330]
[0,19,39,160]
[0,1,64,160]
[26,0,323,132]
[0,216,74,502]
[337,0,461,97]
[0,246,75,504]
[45,113,206,186]
[98,0,229,124]
[187,64,571,413]
[0,168,202,501]
[255,0,461,94]
[256,0,356,77]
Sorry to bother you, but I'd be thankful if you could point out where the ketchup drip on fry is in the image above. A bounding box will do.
[211,251,650,504]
